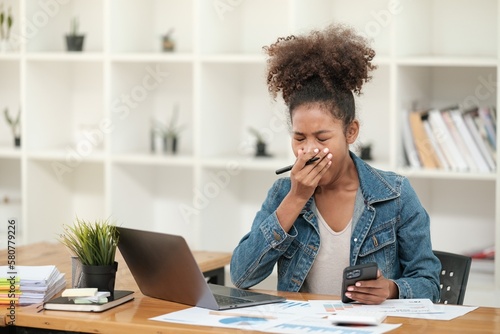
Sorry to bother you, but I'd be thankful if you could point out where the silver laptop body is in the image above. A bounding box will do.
[117,227,285,310]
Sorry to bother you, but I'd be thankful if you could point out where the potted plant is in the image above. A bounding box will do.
[0,3,13,52]
[161,27,175,52]
[248,126,271,157]
[166,104,186,154]
[359,142,373,161]
[59,217,119,293]
[153,104,185,154]
[4,107,20,147]
[150,119,164,154]
[65,16,85,52]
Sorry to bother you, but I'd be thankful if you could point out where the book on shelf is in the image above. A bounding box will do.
[449,109,490,173]
[422,118,450,170]
[402,106,497,172]
[478,107,497,150]
[402,109,422,168]
[407,110,441,169]
[466,245,495,260]
[442,109,480,172]
[428,109,468,172]
[463,108,496,171]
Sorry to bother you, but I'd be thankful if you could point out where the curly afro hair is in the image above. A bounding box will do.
[264,24,377,128]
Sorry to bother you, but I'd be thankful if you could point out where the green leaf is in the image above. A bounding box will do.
[58,217,119,266]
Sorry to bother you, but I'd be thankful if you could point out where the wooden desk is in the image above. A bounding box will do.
[2,243,500,333]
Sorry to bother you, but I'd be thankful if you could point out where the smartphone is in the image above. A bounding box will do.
[341,262,378,303]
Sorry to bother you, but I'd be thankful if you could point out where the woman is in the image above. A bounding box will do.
[230,24,441,305]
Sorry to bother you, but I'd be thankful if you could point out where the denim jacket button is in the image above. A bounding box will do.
[353,238,358,242]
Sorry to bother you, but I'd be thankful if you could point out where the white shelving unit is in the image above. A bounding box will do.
[0,0,498,306]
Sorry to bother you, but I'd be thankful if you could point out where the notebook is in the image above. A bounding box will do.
[117,227,285,310]
[43,290,134,313]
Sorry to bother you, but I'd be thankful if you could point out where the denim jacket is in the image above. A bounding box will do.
[230,152,441,302]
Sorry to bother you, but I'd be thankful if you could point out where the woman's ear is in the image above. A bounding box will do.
[346,120,359,144]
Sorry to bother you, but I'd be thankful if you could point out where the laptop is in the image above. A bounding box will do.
[117,227,285,310]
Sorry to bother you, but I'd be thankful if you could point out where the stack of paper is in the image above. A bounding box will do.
[0,265,66,305]
[0,276,20,304]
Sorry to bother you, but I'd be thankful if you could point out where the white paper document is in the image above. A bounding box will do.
[308,299,477,320]
[151,298,478,333]
[150,300,401,334]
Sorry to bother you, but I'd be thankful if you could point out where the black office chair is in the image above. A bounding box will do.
[433,250,472,305]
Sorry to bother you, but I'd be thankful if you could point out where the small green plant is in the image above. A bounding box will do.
[69,16,79,36]
[248,126,265,144]
[166,104,185,138]
[59,217,119,266]
[4,107,20,138]
[155,104,186,139]
[163,27,174,41]
[0,4,13,41]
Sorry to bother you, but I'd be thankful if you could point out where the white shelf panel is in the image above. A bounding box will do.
[200,54,266,64]
[201,156,292,172]
[0,53,20,60]
[0,147,22,159]
[27,149,106,163]
[399,168,497,181]
[111,53,195,63]
[396,56,498,67]
[112,153,195,166]
[25,52,105,62]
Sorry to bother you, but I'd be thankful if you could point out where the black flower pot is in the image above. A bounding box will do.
[256,142,269,157]
[360,145,372,161]
[171,136,178,154]
[66,35,85,52]
[81,261,118,294]
[162,36,175,52]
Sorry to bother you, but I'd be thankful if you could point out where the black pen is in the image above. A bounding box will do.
[275,157,320,175]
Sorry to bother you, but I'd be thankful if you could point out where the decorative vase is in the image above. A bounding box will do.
[162,36,175,52]
[171,136,178,154]
[360,144,372,161]
[256,142,268,157]
[71,256,85,288]
[66,35,85,52]
[151,130,164,154]
[163,136,168,154]
[81,261,118,294]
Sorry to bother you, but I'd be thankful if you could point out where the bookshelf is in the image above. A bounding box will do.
[0,0,498,305]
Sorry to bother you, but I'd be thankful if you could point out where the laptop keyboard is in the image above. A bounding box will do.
[227,289,261,298]
[214,294,252,305]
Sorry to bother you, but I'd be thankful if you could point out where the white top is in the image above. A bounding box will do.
[300,204,352,295]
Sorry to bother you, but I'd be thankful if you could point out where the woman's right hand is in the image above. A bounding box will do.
[289,148,332,200]
[275,148,332,232]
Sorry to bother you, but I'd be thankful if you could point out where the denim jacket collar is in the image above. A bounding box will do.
[299,151,400,232]
[350,151,400,204]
